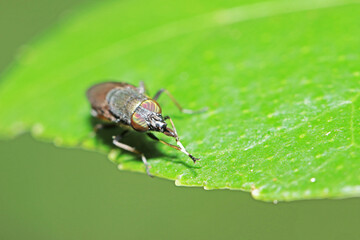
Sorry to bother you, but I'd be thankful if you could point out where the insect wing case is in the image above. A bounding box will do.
[106,86,147,124]
[86,82,145,124]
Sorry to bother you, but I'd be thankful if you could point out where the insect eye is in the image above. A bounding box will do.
[141,100,162,113]
[131,113,149,132]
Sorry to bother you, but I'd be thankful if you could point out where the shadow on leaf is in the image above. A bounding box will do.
[88,117,198,172]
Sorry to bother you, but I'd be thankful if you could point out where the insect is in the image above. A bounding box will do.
[86,81,206,176]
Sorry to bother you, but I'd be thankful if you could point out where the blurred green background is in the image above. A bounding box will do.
[1,0,360,239]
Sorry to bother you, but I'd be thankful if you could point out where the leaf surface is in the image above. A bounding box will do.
[1,0,360,201]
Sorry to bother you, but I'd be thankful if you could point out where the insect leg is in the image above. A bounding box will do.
[165,116,199,163]
[147,132,182,151]
[153,89,207,114]
[147,121,199,163]
[112,133,153,177]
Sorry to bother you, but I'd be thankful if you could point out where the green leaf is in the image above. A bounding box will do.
[0,0,360,202]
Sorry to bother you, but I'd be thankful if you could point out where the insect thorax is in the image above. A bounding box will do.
[106,87,147,124]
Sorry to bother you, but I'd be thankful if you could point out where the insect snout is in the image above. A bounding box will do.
[148,113,167,131]
[156,121,167,131]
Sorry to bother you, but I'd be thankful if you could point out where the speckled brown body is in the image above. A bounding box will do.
[106,85,147,124]
[86,82,147,127]
[87,81,201,175]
